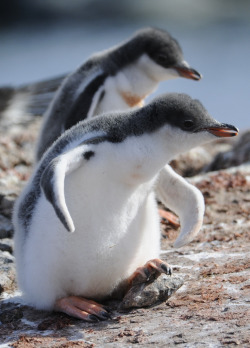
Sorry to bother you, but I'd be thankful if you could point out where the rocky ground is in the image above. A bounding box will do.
[0,97,249,347]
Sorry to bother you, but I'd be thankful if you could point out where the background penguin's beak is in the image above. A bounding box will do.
[206,123,239,137]
[174,65,202,81]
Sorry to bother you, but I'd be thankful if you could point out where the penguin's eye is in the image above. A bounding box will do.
[184,120,194,129]
[155,54,167,66]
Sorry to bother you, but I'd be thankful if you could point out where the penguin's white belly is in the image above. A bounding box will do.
[21,163,161,309]
[94,77,129,116]
[94,60,161,116]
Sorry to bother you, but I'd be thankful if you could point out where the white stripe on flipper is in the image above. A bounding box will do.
[74,68,104,101]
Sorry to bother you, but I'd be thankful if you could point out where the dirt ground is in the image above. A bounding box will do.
[0,114,249,347]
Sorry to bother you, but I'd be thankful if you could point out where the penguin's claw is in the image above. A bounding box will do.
[128,258,172,286]
[54,296,111,321]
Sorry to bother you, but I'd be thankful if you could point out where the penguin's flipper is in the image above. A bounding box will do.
[84,85,105,120]
[40,145,96,233]
[64,73,107,130]
[156,164,205,248]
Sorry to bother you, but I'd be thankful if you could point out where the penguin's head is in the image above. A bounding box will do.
[134,27,202,81]
[150,93,238,157]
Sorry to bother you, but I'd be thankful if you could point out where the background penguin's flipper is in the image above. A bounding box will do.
[40,145,95,233]
[156,164,205,248]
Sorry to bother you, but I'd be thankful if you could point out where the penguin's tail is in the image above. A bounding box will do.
[0,74,66,126]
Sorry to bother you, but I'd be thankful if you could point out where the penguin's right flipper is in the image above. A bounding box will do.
[156,164,205,248]
[40,144,97,233]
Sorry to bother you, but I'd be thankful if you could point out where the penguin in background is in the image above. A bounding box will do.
[35,27,202,161]
[13,93,238,321]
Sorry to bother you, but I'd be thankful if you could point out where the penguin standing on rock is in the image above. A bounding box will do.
[36,27,201,161]
[13,93,238,321]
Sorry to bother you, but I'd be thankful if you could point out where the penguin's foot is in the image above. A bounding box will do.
[159,209,180,228]
[54,296,111,322]
[128,258,172,287]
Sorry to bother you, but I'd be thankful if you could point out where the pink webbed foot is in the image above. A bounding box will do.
[159,209,180,228]
[54,296,111,322]
[128,258,172,287]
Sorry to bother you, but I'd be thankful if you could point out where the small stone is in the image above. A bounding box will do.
[0,253,17,293]
[0,194,16,218]
[0,242,13,254]
[0,238,14,252]
[0,306,23,323]
[205,130,250,172]
[0,214,13,238]
[120,274,184,309]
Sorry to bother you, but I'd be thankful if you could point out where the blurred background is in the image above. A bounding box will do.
[0,0,249,129]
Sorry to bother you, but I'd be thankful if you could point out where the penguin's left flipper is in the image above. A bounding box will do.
[156,164,205,248]
[128,258,172,287]
[40,137,106,233]
[54,296,111,321]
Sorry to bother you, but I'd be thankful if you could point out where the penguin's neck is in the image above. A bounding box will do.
[111,130,175,186]
[94,55,179,115]
[115,54,179,107]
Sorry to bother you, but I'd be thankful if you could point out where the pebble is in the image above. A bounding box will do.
[120,274,184,309]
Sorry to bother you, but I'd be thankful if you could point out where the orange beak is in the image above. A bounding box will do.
[174,66,202,81]
[206,124,239,137]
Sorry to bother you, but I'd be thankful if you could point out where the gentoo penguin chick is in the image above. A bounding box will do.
[13,93,238,321]
[36,27,201,160]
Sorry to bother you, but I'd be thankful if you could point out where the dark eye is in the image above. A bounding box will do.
[184,120,194,129]
[155,53,168,66]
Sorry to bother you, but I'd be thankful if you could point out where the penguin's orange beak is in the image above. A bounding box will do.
[206,123,239,137]
[174,66,202,81]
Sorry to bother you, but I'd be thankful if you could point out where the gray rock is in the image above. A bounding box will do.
[0,193,16,218]
[205,130,250,172]
[0,305,23,323]
[0,214,13,239]
[0,253,16,294]
[0,242,13,254]
[170,146,214,177]
[120,274,184,309]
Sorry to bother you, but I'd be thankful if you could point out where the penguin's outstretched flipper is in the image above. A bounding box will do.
[156,164,205,248]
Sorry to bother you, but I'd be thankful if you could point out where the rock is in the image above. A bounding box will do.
[205,130,250,172]
[120,275,184,309]
[0,252,17,294]
[0,214,13,239]
[0,305,23,323]
[0,241,13,254]
[170,139,235,177]
[170,146,214,177]
[0,193,16,218]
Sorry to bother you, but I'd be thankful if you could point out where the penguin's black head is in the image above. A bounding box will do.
[152,93,238,138]
[136,27,201,81]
